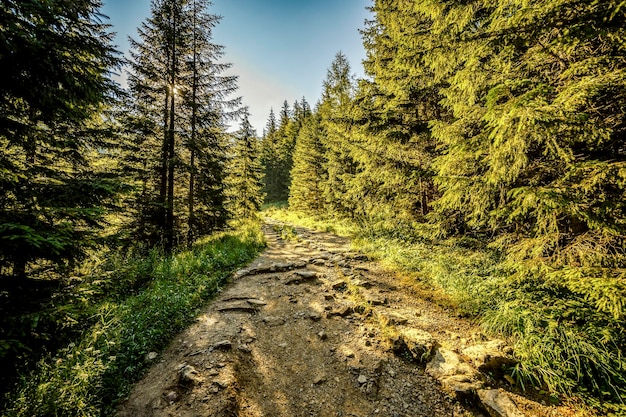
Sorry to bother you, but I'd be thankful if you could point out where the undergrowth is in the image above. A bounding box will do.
[267,209,626,415]
[3,220,265,417]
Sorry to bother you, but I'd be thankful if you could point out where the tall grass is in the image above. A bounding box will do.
[267,209,626,414]
[4,221,265,417]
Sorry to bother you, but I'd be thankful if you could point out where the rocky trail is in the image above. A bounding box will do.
[118,220,576,417]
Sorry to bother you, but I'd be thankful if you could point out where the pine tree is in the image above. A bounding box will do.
[0,0,122,278]
[226,109,264,219]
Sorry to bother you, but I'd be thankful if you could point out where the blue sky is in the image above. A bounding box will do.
[101,0,370,133]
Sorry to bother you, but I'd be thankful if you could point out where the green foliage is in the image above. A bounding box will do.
[226,109,265,220]
[0,0,123,277]
[288,112,326,213]
[269,208,626,412]
[3,221,265,417]
[261,99,311,204]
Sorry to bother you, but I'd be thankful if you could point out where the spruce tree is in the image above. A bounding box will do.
[126,0,237,248]
[0,0,122,277]
[318,52,357,217]
[226,109,264,219]
[289,110,326,213]
[351,0,442,223]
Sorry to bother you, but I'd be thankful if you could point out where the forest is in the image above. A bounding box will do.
[1,0,625,416]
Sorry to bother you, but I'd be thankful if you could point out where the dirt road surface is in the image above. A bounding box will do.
[118,221,574,417]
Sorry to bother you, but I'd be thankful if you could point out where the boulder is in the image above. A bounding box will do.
[426,348,483,395]
[178,364,202,385]
[477,389,526,417]
[462,340,516,373]
[393,328,435,362]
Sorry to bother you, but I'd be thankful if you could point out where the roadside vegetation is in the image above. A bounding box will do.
[266,207,625,415]
[4,221,265,417]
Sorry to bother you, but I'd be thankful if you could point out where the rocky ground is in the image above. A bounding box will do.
[117,220,579,417]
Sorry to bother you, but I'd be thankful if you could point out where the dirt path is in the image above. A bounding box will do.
[118,221,573,417]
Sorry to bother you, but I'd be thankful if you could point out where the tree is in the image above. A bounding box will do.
[126,0,238,249]
[350,0,443,223]
[318,52,357,217]
[289,110,325,213]
[226,109,264,219]
[0,0,122,278]
[182,0,239,242]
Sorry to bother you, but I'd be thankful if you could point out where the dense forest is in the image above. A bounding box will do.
[261,0,626,413]
[1,0,265,415]
[1,0,625,415]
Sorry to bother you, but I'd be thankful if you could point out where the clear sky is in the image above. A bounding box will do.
[101,0,371,133]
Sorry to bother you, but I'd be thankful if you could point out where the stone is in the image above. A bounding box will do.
[165,391,179,403]
[308,312,322,322]
[212,340,233,350]
[393,328,435,362]
[364,292,387,306]
[294,270,318,279]
[426,349,483,395]
[285,270,319,285]
[262,316,286,326]
[358,375,368,384]
[317,330,328,340]
[217,301,258,313]
[214,378,230,389]
[384,312,409,325]
[145,351,158,362]
[331,280,347,291]
[477,389,525,417]
[313,374,327,385]
[179,364,202,385]
[246,299,267,306]
[328,305,353,318]
[462,340,517,373]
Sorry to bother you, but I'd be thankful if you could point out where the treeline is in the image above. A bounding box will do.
[0,0,263,401]
[262,0,626,408]
[0,0,264,280]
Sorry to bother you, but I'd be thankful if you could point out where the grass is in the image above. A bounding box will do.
[3,220,265,417]
[266,208,626,416]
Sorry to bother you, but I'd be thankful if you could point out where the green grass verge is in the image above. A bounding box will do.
[4,221,265,417]
[266,209,626,415]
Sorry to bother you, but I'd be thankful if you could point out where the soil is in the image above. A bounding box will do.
[117,220,577,417]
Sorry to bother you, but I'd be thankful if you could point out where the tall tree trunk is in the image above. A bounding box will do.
[188,2,198,248]
[159,87,171,242]
[164,6,177,253]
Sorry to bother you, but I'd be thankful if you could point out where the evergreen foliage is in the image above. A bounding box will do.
[318,52,358,217]
[260,99,310,203]
[0,0,122,278]
[226,109,264,220]
[126,0,238,250]
[289,111,325,213]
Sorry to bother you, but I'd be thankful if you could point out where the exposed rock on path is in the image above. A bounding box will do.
[118,220,573,417]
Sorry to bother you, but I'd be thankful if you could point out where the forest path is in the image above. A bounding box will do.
[118,220,571,417]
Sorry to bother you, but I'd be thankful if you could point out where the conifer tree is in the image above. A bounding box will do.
[226,109,264,219]
[260,108,281,203]
[318,52,357,217]
[351,0,442,222]
[0,0,122,277]
[182,0,239,242]
[127,0,237,248]
[289,110,326,213]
